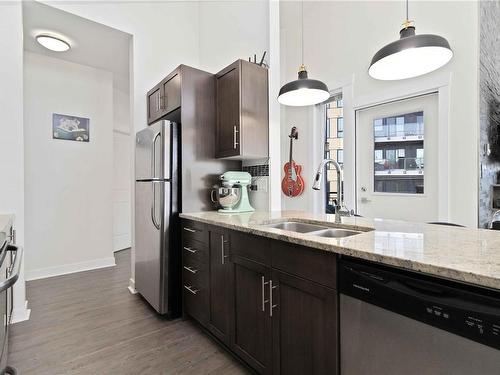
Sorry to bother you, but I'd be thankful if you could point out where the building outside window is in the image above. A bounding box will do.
[373,111,424,194]
[324,94,343,213]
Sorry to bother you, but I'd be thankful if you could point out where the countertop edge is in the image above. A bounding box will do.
[180,212,500,291]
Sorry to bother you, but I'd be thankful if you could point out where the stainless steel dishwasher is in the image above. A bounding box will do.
[339,258,500,374]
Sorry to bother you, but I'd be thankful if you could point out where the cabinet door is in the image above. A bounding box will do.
[162,73,181,114]
[147,83,163,125]
[207,227,232,345]
[231,256,272,374]
[216,65,240,158]
[271,270,338,375]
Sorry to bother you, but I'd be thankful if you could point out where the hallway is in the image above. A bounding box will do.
[9,250,248,375]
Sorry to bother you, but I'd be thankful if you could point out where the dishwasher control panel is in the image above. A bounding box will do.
[339,258,500,351]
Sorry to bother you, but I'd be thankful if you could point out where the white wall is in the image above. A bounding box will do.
[198,1,269,73]
[280,1,479,227]
[41,0,201,291]
[39,1,277,288]
[198,0,279,212]
[0,2,28,322]
[113,87,132,251]
[24,52,115,279]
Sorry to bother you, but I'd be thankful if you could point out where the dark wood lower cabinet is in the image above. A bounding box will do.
[207,227,232,345]
[231,256,272,374]
[271,270,338,375]
[181,220,338,375]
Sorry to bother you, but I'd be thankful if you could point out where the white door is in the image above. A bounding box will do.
[355,94,439,222]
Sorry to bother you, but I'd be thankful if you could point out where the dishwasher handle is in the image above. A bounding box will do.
[0,245,23,293]
[341,263,500,318]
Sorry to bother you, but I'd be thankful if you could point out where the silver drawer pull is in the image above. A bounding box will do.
[184,285,198,295]
[183,227,197,233]
[233,125,239,149]
[269,280,278,317]
[183,246,197,254]
[261,276,269,312]
[183,266,198,274]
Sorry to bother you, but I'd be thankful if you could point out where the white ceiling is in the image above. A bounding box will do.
[23,1,131,92]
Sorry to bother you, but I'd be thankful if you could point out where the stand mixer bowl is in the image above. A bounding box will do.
[216,187,241,210]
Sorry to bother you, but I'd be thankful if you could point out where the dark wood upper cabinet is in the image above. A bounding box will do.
[231,256,272,374]
[207,226,232,345]
[216,66,240,157]
[146,70,181,125]
[271,270,338,375]
[147,82,163,125]
[215,59,269,159]
[162,73,181,115]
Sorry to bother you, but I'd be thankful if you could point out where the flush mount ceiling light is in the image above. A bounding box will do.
[278,1,329,106]
[368,0,453,80]
[36,34,71,52]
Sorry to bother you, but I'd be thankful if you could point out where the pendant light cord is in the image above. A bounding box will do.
[405,0,409,21]
[301,0,304,65]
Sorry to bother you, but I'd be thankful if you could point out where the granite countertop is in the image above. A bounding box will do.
[179,210,500,290]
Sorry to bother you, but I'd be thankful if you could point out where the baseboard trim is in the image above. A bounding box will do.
[128,278,137,294]
[12,300,31,324]
[26,257,116,281]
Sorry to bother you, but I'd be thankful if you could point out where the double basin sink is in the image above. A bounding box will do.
[261,221,361,238]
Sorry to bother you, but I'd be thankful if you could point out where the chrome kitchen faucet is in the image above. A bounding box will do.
[313,159,353,223]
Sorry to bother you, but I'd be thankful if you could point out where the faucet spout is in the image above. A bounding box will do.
[312,158,350,223]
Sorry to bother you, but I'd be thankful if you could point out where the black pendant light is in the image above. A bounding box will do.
[278,1,329,106]
[369,0,453,80]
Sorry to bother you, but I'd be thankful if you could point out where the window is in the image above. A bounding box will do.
[324,93,343,212]
[373,111,424,194]
[337,149,344,164]
[386,149,396,161]
[337,118,344,138]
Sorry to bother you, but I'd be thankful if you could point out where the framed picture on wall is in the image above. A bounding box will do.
[52,113,90,142]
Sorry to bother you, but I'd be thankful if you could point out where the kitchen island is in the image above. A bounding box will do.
[179,211,500,375]
[180,210,500,290]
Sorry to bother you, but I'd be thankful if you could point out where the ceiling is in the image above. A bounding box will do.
[23,1,131,92]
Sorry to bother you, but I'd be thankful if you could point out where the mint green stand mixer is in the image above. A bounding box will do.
[218,171,255,213]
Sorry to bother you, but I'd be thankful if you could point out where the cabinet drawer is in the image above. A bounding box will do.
[183,263,208,324]
[183,257,205,276]
[182,220,208,244]
[271,240,337,289]
[231,230,271,265]
[182,239,207,265]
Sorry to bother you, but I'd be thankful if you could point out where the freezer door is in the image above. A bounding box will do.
[135,121,170,180]
[135,180,169,313]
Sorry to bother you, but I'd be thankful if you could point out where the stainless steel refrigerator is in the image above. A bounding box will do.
[135,120,180,316]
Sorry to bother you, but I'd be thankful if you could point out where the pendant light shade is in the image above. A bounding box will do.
[278,65,330,106]
[277,1,329,106]
[369,25,453,80]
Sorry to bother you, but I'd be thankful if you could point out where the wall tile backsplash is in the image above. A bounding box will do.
[242,164,269,177]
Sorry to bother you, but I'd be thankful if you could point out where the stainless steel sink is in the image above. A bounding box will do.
[263,221,328,233]
[309,228,361,238]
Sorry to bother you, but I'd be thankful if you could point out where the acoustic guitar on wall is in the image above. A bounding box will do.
[281,126,305,197]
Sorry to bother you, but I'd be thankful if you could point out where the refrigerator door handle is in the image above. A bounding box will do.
[151,132,161,179]
[151,182,161,230]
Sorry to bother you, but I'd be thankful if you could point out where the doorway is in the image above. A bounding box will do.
[355,93,439,222]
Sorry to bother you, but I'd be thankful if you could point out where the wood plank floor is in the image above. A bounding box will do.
[9,250,249,375]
